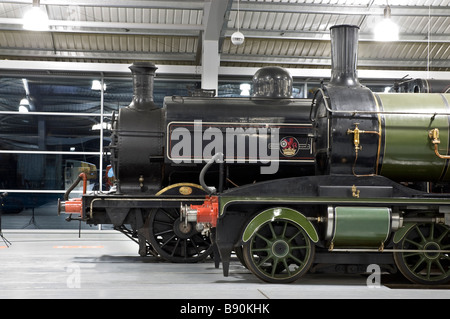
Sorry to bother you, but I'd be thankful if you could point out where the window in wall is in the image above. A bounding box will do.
[0,75,108,229]
[0,74,200,229]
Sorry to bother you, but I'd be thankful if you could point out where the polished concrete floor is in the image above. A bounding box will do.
[1,203,449,300]
[1,229,449,300]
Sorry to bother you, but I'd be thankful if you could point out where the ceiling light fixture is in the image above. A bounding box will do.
[374,4,399,42]
[231,0,245,46]
[19,98,30,113]
[91,80,106,91]
[23,0,49,31]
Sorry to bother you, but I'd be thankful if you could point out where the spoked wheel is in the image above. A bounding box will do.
[242,218,315,283]
[394,223,450,285]
[147,207,213,263]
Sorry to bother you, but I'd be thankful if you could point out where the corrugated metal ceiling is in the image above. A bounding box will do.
[0,0,448,71]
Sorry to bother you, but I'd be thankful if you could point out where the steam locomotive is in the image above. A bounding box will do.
[59,24,450,285]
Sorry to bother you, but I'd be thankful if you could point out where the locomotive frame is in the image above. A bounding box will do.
[184,169,450,284]
[59,24,450,286]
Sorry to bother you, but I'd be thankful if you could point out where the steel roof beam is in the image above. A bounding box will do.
[221,54,450,69]
[0,0,205,10]
[0,60,448,81]
[223,30,450,43]
[0,18,204,31]
[0,48,196,61]
[235,3,450,18]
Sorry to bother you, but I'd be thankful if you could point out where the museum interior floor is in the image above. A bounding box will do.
[1,204,449,300]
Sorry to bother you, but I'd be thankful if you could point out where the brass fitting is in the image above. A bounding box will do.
[351,185,360,198]
[429,128,440,145]
[347,123,362,153]
[347,123,381,154]
[428,128,450,159]
[347,123,381,177]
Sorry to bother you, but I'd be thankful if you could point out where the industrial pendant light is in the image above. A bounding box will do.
[231,0,245,45]
[23,0,49,31]
[374,4,399,41]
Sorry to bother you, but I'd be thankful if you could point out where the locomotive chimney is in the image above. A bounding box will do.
[129,61,158,110]
[329,25,361,87]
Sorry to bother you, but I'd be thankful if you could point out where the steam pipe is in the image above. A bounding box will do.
[199,153,224,195]
[64,173,87,201]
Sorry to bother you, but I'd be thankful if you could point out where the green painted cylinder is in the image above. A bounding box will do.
[326,206,392,247]
[377,93,450,181]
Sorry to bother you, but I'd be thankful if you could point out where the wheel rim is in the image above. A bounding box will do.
[148,207,213,263]
[394,223,450,284]
[243,219,314,283]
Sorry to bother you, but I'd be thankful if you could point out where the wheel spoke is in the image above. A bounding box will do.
[411,255,426,273]
[404,238,422,248]
[155,228,174,237]
[426,260,432,280]
[170,239,180,257]
[434,259,446,275]
[414,225,427,243]
[182,239,188,258]
[159,208,176,221]
[287,253,306,267]
[291,245,309,250]
[437,228,450,244]
[271,258,280,277]
[189,237,200,254]
[154,220,173,227]
[255,232,272,245]
[160,234,176,248]
[257,254,272,267]
[268,223,277,239]
[429,223,435,241]
[283,259,291,276]
[288,230,302,243]
[403,252,421,258]
[281,221,288,238]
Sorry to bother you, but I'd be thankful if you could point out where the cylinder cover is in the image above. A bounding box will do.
[326,206,392,248]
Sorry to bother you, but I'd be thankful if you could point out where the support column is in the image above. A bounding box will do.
[200,0,231,96]
[201,39,219,95]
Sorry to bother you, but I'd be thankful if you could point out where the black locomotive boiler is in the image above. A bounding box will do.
[59,24,450,285]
